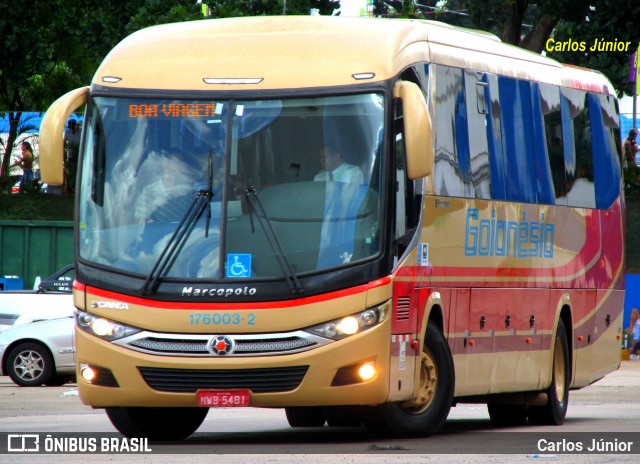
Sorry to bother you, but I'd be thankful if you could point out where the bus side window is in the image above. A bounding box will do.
[464,71,491,199]
[561,89,595,209]
[530,83,555,205]
[393,99,420,258]
[539,83,567,205]
[497,76,536,203]
[485,74,507,201]
[396,64,427,233]
[591,93,622,209]
[434,65,474,198]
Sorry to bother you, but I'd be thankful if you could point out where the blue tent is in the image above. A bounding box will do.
[0,112,43,134]
[0,112,83,135]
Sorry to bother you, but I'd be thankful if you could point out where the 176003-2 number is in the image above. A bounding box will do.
[188,313,256,326]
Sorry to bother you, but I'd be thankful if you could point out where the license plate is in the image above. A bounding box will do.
[197,390,250,407]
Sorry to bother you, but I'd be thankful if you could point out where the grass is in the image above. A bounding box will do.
[0,191,74,221]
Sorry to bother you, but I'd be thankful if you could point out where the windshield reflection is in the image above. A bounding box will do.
[78,94,384,282]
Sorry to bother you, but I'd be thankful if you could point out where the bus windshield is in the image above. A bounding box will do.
[78,93,384,282]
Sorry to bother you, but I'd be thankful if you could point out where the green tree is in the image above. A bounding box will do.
[424,1,640,96]
[550,4,639,97]
[1,0,340,193]
[125,0,202,34]
[0,1,146,192]
[1,1,66,191]
[373,1,439,18]
[206,0,338,18]
[438,0,589,51]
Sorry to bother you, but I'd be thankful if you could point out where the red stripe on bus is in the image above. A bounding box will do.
[82,276,392,310]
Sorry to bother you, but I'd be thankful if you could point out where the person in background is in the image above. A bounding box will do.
[64,120,81,194]
[628,308,640,360]
[64,120,80,159]
[10,141,34,193]
[623,128,638,168]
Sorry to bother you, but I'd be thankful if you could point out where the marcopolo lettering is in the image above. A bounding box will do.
[182,286,257,297]
[464,208,554,258]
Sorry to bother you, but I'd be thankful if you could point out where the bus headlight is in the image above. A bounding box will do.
[76,310,140,341]
[304,303,390,341]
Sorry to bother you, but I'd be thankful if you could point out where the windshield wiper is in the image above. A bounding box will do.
[244,186,305,295]
[139,153,214,296]
[204,151,214,238]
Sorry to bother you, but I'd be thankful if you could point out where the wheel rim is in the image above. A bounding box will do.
[13,350,45,381]
[401,348,437,414]
[553,335,566,404]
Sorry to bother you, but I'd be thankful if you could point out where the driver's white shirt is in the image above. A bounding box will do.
[314,163,364,184]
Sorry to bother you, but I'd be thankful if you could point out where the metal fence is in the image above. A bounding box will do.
[0,220,73,290]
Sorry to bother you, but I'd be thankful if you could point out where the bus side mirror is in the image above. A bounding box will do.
[394,81,433,180]
[40,87,89,185]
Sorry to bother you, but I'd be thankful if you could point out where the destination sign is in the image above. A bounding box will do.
[128,103,222,118]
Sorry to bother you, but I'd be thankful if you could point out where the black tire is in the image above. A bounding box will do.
[528,319,570,425]
[105,407,208,441]
[285,407,326,427]
[6,342,54,387]
[324,406,364,427]
[363,323,454,436]
[45,374,74,387]
[487,403,528,426]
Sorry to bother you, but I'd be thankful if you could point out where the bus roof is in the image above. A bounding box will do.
[93,16,615,95]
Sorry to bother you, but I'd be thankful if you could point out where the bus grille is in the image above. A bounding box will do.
[138,365,309,393]
[126,336,317,356]
[117,330,330,357]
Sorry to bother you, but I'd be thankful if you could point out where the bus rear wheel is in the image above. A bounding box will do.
[363,323,454,436]
[106,407,208,441]
[528,319,570,425]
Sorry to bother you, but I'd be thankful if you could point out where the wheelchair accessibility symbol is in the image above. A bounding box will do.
[226,254,252,278]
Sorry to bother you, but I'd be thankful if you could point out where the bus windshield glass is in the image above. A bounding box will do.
[78,94,384,281]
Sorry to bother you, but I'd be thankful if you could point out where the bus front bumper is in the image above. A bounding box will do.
[75,319,391,408]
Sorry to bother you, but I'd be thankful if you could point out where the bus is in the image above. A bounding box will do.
[39,16,625,440]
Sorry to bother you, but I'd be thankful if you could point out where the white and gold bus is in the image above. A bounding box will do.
[40,16,625,440]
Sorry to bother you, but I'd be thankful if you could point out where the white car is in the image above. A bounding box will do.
[0,292,74,331]
[0,265,75,332]
[0,316,75,387]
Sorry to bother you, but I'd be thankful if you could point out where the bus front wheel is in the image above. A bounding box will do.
[528,319,570,425]
[285,406,326,427]
[363,323,454,436]
[106,407,208,441]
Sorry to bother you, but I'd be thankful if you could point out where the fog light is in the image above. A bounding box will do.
[78,363,119,387]
[80,364,96,382]
[358,362,376,381]
[331,359,377,386]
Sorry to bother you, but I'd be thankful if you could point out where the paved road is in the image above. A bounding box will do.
[1,360,640,463]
